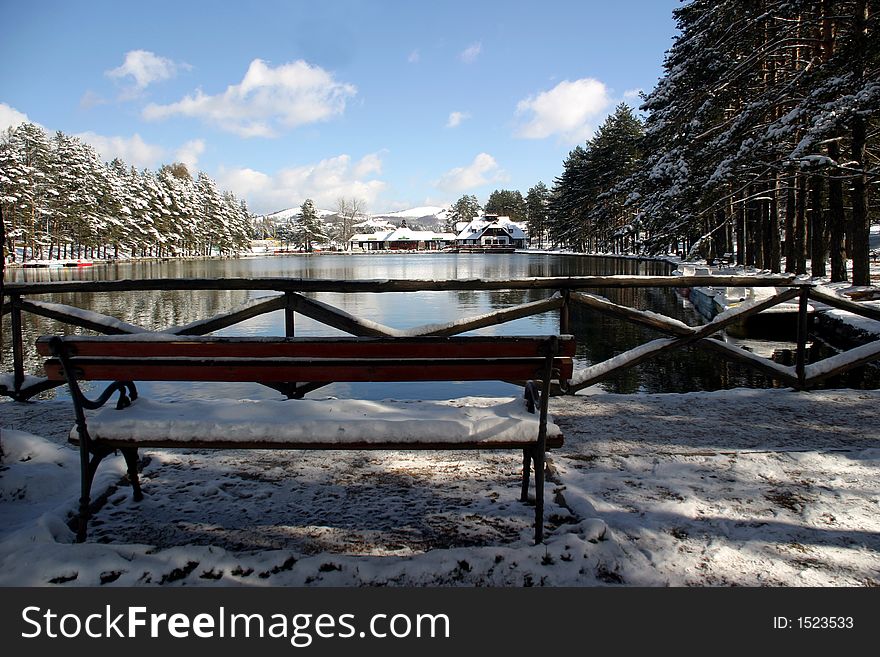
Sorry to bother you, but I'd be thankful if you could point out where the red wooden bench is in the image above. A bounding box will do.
[38,334,575,545]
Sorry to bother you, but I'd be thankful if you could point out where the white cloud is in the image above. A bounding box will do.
[217,167,273,199]
[217,152,386,214]
[407,49,420,64]
[434,153,506,193]
[623,88,643,102]
[446,111,470,128]
[514,78,612,143]
[79,90,108,109]
[352,152,383,178]
[175,139,206,171]
[0,103,33,132]
[106,50,186,97]
[76,132,166,169]
[143,59,356,138]
[460,42,482,64]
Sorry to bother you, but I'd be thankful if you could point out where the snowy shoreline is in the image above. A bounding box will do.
[2,387,877,587]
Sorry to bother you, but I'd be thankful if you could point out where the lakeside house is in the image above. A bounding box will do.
[454,215,528,249]
[348,226,457,251]
[347,215,529,251]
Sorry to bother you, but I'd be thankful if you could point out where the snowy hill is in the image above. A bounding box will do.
[371,206,451,230]
[353,216,396,232]
[373,206,449,220]
[258,207,337,224]
[254,205,452,231]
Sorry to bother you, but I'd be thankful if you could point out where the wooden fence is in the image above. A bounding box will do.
[3,275,880,401]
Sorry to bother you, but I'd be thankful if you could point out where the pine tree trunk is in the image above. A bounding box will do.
[851,115,870,285]
[809,174,825,277]
[850,0,870,285]
[769,177,781,273]
[795,175,807,275]
[844,200,854,259]
[715,209,728,257]
[760,198,771,270]
[746,189,758,267]
[736,201,745,265]
[827,140,847,282]
[784,176,796,272]
[723,207,731,258]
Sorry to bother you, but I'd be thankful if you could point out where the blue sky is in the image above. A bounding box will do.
[1,0,679,214]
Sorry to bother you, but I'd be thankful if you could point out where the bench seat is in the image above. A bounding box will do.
[75,396,564,449]
[40,333,574,544]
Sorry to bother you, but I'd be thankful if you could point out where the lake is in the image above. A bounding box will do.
[2,252,850,400]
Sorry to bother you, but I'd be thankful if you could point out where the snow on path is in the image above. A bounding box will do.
[550,389,880,586]
[0,388,878,586]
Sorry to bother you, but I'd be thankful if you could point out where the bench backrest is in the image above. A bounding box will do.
[38,335,575,383]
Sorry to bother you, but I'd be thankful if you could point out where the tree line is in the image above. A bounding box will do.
[0,123,253,263]
[542,0,878,285]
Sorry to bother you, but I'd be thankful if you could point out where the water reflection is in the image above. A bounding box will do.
[4,253,876,399]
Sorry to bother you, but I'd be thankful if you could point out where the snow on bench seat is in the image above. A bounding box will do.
[76,396,563,448]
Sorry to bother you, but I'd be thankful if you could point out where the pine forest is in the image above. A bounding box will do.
[544,0,878,285]
[0,123,252,262]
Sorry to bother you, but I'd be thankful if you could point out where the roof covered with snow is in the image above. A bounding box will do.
[455,216,527,241]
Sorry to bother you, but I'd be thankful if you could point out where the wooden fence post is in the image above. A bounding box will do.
[284,291,296,337]
[560,288,570,335]
[11,295,24,394]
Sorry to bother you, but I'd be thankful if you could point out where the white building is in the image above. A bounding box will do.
[348,228,457,251]
[455,215,528,249]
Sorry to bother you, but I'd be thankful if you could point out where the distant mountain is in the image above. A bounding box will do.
[254,205,452,231]
[352,216,395,233]
[371,206,450,230]
[257,207,338,223]
[373,206,449,219]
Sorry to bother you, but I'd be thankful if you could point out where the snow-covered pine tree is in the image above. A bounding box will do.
[547,104,643,253]
[449,194,482,232]
[0,128,28,262]
[583,104,644,253]
[293,198,327,252]
[6,124,53,260]
[526,182,550,249]
[634,0,878,277]
[548,146,589,250]
[484,189,527,223]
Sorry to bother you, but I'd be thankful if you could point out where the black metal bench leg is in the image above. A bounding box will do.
[76,448,112,543]
[120,447,144,502]
[533,445,545,545]
[521,448,532,502]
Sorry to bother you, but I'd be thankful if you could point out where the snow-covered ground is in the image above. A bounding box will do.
[1,387,877,587]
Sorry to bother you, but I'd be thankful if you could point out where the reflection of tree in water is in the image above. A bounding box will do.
[6,253,877,394]
[2,287,262,381]
[570,285,793,394]
[485,290,532,308]
[451,290,480,308]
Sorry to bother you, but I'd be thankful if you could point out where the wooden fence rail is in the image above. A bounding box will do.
[2,275,879,401]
